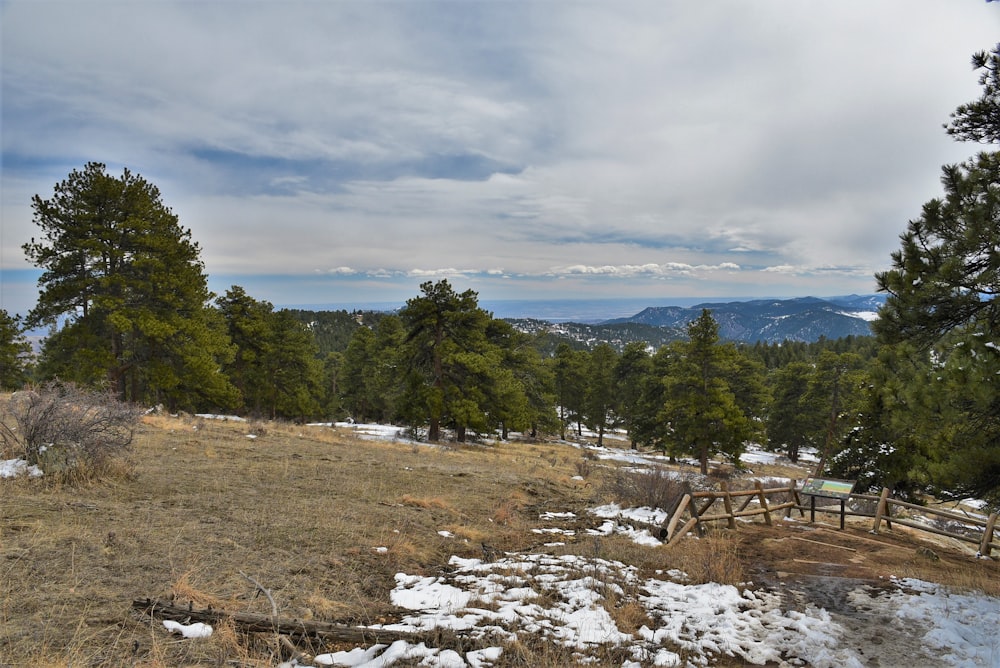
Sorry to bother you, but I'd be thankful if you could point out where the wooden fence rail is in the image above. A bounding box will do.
[661,481,999,558]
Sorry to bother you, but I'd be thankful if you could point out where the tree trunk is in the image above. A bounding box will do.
[110,331,127,401]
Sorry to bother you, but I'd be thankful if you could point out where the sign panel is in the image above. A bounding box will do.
[800,477,855,499]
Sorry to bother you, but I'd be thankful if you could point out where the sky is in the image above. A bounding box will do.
[2,1,999,318]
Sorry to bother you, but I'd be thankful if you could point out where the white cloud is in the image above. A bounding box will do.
[2,0,996,312]
[549,263,742,278]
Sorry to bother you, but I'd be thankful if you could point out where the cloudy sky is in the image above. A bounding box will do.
[2,1,998,317]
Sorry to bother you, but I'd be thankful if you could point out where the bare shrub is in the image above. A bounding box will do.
[1,381,142,480]
[604,466,697,513]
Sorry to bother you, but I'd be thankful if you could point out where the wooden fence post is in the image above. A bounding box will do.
[665,495,701,547]
[787,480,804,518]
[755,481,773,526]
[980,512,998,558]
[871,487,891,534]
[664,493,691,542]
[721,482,736,529]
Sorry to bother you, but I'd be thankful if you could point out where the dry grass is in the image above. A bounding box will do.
[674,531,746,585]
[2,407,998,666]
[0,412,600,666]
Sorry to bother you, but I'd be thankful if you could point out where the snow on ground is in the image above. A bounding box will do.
[298,551,1000,668]
[305,421,413,442]
[0,458,43,478]
[162,620,213,639]
[195,413,247,422]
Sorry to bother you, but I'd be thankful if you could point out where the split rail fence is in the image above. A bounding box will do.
[661,480,999,558]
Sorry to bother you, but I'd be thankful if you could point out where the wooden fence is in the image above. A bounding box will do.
[662,480,999,558]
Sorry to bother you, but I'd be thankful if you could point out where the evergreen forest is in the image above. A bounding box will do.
[2,45,999,508]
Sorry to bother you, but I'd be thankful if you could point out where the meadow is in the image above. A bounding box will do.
[2,412,997,666]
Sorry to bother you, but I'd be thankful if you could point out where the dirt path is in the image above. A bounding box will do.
[737,520,999,666]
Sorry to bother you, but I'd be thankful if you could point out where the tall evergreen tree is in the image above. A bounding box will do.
[874,45,1000,504]
[945,43,1000,144]
[583,343,618,447]
[614,342,653,449]
[550,343,588,440]
[658,310,758,474]
[804,351,867,475]
[341,325,378,422]
[829,344,929,499]
[216,286,274,414]
[766,361,817,462]
[399,280,492,441]
[24,163,238,410]
[0,310,30,390]
[485,319,555,439]
[216,287,323,420]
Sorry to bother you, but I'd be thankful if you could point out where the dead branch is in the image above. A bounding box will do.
[132,598,424,646]
[239,570,278,618]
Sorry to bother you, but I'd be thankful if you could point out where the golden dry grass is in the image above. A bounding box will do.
[1,409,997,666]
[0,413,605,665]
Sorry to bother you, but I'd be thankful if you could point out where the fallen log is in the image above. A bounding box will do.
[132,598,427,646]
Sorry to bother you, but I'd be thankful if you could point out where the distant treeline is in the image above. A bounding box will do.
[7,40,1000,508]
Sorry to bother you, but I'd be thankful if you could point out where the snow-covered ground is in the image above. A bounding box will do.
[287,425,999,667]
[307,553,998,668]
[159,531,1000,668]
[0,458,43,478]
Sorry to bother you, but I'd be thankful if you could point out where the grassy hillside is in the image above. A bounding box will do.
[1,412,996,666]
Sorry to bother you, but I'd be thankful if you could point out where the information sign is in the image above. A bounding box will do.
[800,477,855,499]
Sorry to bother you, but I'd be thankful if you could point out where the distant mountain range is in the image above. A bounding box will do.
[604,295,884,343]
[508,295,885,348]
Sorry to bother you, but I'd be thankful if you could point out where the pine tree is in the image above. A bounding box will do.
[945,43,1000,144]
[550,343,588,440]
[485,319,555,439]
[24,163,238,410]
[803,351,867,475]
[829,344,929,499]
[614,342,653,449]
[766,361,816,462]
[0,310,30,390]
[399,280,493,442]
[873,44,1000,504]
[216,286,274,415]
[341,325,378,422]
[583,344,618,447]
[216,287,323,420]
[658,310,758,474]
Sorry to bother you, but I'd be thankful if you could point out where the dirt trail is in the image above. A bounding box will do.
[738,520,998,666]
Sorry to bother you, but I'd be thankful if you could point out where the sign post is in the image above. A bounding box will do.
[800,477,855,529]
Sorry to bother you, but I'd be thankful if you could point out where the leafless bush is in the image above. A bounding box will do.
[1,381,142,479]
[604,466,699,513]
